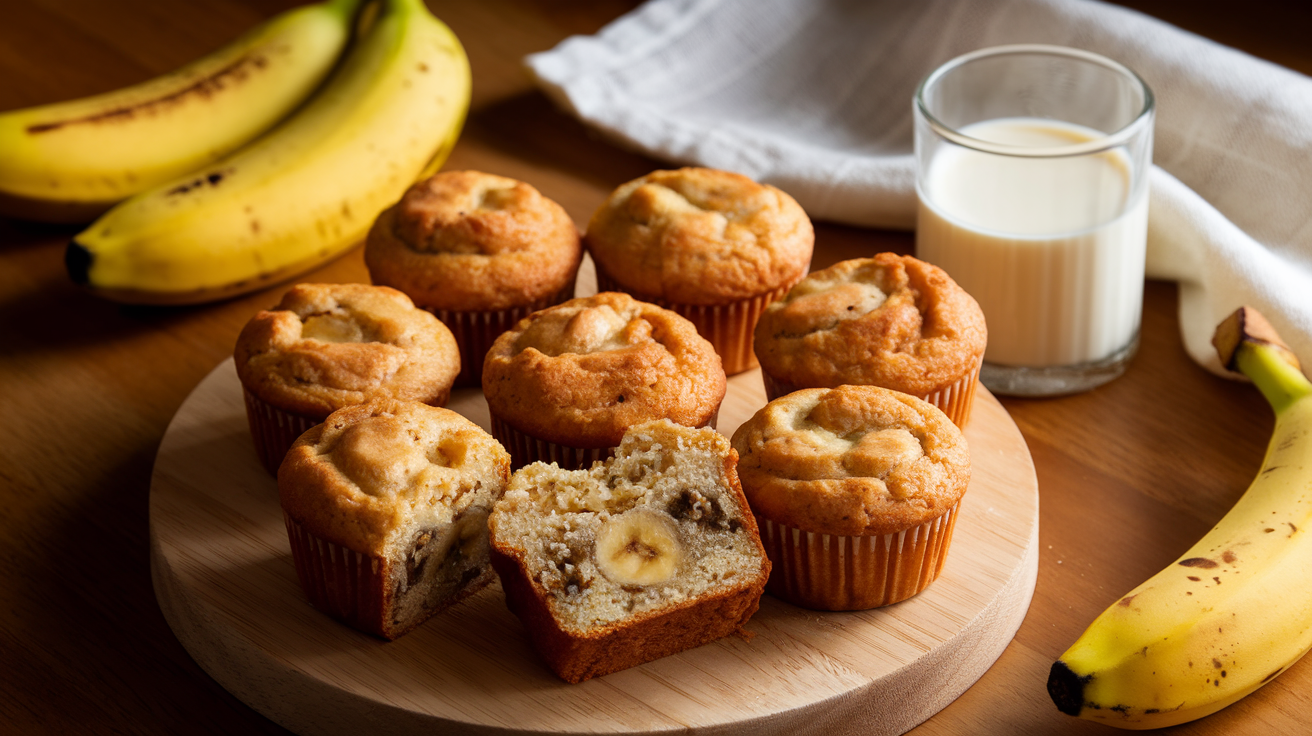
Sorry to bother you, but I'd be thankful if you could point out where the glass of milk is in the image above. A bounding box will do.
[914,45,1154,397]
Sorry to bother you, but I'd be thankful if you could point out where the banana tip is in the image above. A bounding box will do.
[1047,660,1088,717]
[65,239,92,286]
[1212,306,1300,373]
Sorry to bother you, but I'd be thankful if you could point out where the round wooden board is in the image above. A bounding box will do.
[150,359,1039,736]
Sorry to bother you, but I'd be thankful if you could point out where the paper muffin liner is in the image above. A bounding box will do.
[242,388,322,476]
[489,410,720,472]
[595,269,799,376]
[756,499,961,611]
[760,355,982,429]
[433,281,577,388]
[922,356,981,428]
[284,511,389,638]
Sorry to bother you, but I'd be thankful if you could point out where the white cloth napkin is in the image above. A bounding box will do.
[526,0,1312,376]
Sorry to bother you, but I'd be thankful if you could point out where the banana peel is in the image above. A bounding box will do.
[0,0,361,223]
[1048,306,1312,729]
[63,0,469,305]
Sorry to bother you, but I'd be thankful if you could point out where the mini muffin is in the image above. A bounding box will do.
[584,167,814,375]
[365,170,583,386]
[482,291,726,470]
[279,398,511,640]
[489,419,770,683]
[234,282,460,475]
[753,254,986,427]
[731,385,970,611]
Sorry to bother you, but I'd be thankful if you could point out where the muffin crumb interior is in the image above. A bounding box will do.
[492,424,761,633]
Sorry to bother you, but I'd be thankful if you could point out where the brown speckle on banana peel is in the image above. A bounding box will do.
[1212,306,1302,373]
[26,52,276,135]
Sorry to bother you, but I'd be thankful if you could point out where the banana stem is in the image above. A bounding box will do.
[1236,343,1312,415]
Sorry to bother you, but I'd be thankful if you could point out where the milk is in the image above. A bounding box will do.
[916,117,1148,368]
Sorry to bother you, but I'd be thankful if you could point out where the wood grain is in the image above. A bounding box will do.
[150,351,1037,735]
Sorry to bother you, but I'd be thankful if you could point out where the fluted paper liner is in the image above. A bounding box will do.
[242,388,321,476]
[761,356,982,429]
[433,281,577,388]
[284,511,388,638]
[490,414,614,472]
[595,268,799,376]
[489,410,719,472]
[757,499,961,611]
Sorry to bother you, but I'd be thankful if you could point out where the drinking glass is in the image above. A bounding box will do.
[914,44,1155,396]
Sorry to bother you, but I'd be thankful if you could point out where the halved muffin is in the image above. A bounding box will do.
[488,419,769,682]
[278,398,510,639]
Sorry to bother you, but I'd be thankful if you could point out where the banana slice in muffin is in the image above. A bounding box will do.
[488,419,769,683]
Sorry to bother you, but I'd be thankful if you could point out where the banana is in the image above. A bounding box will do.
[66,0,470,305]
[594,509,683,586]
[1048,306,1312,729]
[0,0,361,223]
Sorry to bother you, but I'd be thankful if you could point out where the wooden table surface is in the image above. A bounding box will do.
[2,1,1309,734]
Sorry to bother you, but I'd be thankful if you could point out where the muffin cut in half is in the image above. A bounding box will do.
[278,399,510,640]
[488,419,769,683]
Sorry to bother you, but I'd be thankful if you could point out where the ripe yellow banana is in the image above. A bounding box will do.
[1048,306,1312,729]
[66,0,470,305]
[0,0,360,223]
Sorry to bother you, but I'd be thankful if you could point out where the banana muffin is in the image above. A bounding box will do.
[584,167,814,375]
[732,385,970,611]
[279,398,511,640]
[481,291,726,470]
[365,170,582,386]
[234,282,460,475]
[489,419,770,682]
[752,254,987,427]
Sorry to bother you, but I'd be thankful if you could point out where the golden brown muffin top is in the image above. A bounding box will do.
[364,170,582,311]
[482,292,726,448]
[583,167,814,305]
[753,254,987,396]
[731,385,969,537]
[278,399,510,557]
[234,283,460,419]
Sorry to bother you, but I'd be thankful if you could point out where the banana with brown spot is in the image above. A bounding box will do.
[0,0,361,222]
[1049,306,1312,729]
[66,0,470,305]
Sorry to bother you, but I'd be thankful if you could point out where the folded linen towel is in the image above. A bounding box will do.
[527,0,1312,376]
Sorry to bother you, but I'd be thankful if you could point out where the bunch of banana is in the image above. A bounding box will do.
[1048,306,1312,729]
[0,0,361,223]
[64,0,471,305]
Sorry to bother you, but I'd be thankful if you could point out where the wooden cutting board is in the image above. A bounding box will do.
[149,355,1039,736]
